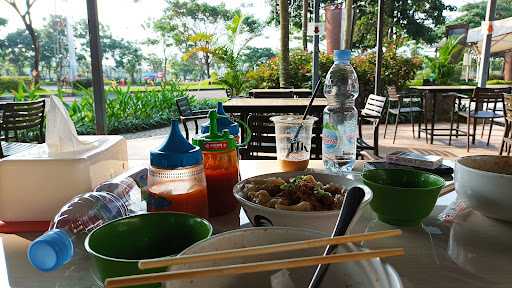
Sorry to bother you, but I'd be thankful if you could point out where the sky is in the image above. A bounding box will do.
[0,0,482,54]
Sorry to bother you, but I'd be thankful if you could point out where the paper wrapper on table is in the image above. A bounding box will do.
[386,151,443,170]
[0,97,128,224]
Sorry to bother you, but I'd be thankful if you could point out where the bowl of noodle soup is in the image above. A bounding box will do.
[233,172,372,233]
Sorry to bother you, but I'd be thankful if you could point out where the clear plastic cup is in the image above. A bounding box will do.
[270,115,317,171]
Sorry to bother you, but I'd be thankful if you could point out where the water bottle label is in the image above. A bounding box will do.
[322,123,338,158]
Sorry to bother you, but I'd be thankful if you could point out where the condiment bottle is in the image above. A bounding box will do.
[201,102,240,142]
[147,120,208,218]
[193,111,240,217]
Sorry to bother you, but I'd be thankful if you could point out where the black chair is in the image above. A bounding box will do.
[500,94,512,155]
[240,114,277,159]
[0,99,45,158]
[449,87,511,151]
[384,86,424,144]
[358,94,386,158]
[252,89,294,98]
[175,97,210,140]
[240,113,322,160]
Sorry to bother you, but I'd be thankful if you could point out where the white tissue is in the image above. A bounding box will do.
[270,270,295,288]
[45,96,96,155]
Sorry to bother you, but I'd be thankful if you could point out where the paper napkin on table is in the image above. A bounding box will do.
[45,96,96,155]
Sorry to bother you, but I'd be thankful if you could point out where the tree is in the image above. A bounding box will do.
[145,53,163,72]
[213,13,262,95]
[3,0,41,84]
[352,0,454,50]
[449,0,512,28]
[182,32,215,79]
[302,0,308,51]
[279,0,291,87]
[240,47,276,70]
[154,0,236,79]
[142,21,172,81]
[0,17,6,27]
[3,30,33,75]
[112,40,143,84]
[267,0,453,50]
[39,15,68,81]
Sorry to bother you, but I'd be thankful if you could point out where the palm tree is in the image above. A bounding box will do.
[302,0,308,51]
[279,0,291,87]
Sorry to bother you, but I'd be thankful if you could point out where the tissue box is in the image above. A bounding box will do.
[0,135,128,222]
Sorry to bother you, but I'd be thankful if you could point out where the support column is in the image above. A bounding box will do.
[477,0,497,88]
[374,0,384,95]
[86,0,106,134]
[504,51,512,81]
[312,0,320,88]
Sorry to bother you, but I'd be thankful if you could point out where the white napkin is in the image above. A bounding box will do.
[45,96,96,155]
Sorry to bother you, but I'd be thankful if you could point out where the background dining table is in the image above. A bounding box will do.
[1,160,511,287]
[410,85,512,144]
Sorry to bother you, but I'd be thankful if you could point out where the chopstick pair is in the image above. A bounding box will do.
[104,229,404,288]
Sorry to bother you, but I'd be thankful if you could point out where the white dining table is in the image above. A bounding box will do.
[1,160,511,287]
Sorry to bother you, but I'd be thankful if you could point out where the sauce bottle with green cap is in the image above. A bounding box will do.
[193,111,240,217]
[201,102,240,142]
[147,120,208,218]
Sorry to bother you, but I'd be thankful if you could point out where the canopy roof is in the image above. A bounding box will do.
[467,16,512,54]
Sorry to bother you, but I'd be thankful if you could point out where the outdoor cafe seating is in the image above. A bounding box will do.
[0,99,45,158]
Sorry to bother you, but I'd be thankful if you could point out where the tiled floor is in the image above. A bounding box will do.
[125,121,508,165]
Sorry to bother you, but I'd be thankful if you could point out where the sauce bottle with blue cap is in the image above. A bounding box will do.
[147,120,208,218]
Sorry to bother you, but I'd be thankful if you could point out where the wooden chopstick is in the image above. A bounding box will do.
[106,248,405,288]
[139,229,402,269]
[439,182,455,197]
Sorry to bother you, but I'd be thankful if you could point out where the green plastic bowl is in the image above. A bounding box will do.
[362,168,445,226]
[85,212,212,288]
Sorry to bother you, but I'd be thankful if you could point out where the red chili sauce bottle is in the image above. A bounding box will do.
[147,120,208,218]
[194,111,240,217]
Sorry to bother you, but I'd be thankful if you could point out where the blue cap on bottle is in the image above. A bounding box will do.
[27,229,73,272]
[150,120,202,169]
[201,102,240,136]
[334,49,351,62]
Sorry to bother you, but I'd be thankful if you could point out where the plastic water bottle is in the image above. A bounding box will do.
[28,179,144,272]
[322,49,359,173]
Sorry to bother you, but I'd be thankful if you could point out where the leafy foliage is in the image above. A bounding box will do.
[246,49,333,89]
[421,36,464,85]
[353,0,454,49]
[0,76,31,94]
[65,81,224,135]
[449,0,512,28]
[352,41,422,96]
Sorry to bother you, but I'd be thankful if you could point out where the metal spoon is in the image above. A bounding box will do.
[307,186,366,288]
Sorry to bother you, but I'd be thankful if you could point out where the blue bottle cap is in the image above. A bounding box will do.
[201,102,240,136]
[334,49,351,62]
[150,120,202,169]
[27,229,73,272]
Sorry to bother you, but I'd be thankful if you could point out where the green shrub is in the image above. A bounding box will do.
[246,49,333,90]
[67,80,227,135]
[352,42,422,98]
[71,78,93,89]
[487,79,512,85]
[0,76,31,93]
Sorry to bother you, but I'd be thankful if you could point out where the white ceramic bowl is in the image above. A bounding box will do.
[233,171,372,233]
[166,227,402,288]
[455,155,512,221]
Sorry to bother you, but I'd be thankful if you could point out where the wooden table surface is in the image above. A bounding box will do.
[410,84,512,91]
[223,98,327,114]
[249,88,312,93]
[3,160,511,288]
